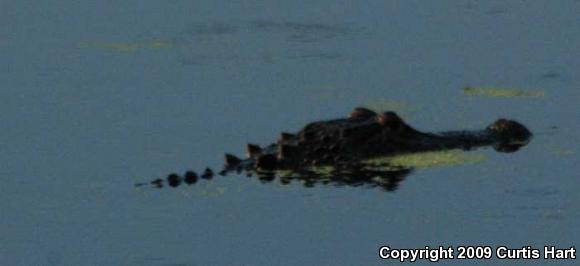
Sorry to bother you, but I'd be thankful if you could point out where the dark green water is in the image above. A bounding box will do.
[1,1,578,265]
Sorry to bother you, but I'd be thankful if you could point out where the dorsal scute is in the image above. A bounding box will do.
[225,153,242,167]
[246,143,263,158]
[280,132,295,139]
[278,132,296,143]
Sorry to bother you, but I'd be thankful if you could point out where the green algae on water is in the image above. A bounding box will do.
[363,150,486,170]
[463,86,544,98]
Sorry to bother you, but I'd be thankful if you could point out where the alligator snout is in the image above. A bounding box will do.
[486,119,532,152]
[487,119,532,141]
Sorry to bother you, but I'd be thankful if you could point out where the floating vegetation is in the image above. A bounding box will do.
[302,166,338,177]
[363,150,486,170]
[77,40,173,52]
[463,87,544,98]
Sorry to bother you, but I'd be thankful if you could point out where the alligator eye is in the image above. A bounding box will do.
[376,112,404,130]
[349,107,377,119]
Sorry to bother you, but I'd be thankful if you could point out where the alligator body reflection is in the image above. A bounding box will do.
[136,107,532,191]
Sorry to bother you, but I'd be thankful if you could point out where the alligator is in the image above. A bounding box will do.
[136,107,532,191]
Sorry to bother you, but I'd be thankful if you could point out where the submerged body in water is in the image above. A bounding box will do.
[137,107,532,191]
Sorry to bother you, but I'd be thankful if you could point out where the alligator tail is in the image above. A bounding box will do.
[135,152,251,189]
[135,167,216,188]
